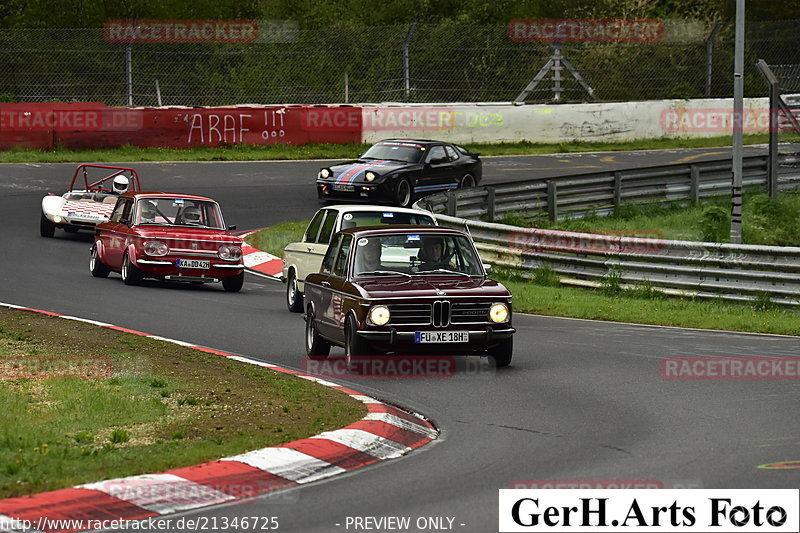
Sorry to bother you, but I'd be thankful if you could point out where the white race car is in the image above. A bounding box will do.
[40,164,141,237]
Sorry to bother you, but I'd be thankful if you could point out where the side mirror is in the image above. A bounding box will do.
[483,263,492,274]
[228,225,237,230]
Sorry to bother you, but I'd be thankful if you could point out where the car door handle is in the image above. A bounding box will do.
[321,281,331,287]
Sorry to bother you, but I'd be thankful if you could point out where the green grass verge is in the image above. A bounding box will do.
[504,189,800,247]
[0,135,770,163]
[246,221,798,336]
[0,307,366,498]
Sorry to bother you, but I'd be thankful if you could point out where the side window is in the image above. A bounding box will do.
[120,200,133,224]
[445,145,460,161]
[332,235,352,278]
[321,234,342,274]
[109,199,126,223]
[304,210,326,243]
[317,210,338,244]
[426,145,446,163]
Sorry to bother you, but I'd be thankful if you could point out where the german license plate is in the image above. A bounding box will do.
[415,331,469,343]
[332,184,355,192]
[177,258,210,269]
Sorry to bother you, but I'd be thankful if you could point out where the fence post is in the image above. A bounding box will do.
[547,181,558,221]
[705,22,722,97]
[613,172,623,213]
[403,23,417,101]
[446,191,456,217]
[486,187,495,222]
[344,72,349,104]
[690,165,700,204]
[126,43,133,106]
[155,80,162,106]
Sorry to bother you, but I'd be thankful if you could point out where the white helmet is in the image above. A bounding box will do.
[182,206,201,224]
[112,175,129,194]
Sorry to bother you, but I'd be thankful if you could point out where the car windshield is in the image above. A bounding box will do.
[340,211,435,230]
[361,142,424,163]
[353,233,483,277]
[134,197,225,228]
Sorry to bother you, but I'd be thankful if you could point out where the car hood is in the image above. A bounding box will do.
[354,277,510,299]
[133,226,242,244]
[324,159,417,183]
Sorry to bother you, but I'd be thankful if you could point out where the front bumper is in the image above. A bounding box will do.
[359,326,515,346]
[132,256,244,280]
[316,180,393,202]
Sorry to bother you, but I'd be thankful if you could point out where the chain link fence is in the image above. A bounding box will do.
[1,21,799,107]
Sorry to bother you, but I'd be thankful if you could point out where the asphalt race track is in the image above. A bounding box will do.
[1,149,799,532]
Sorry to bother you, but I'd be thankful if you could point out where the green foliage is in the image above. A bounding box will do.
[699,205,729,243]
[751,291,778,312]
[109,429,129,444]
[532,264,561,287]
[626,278,665,300]
[599,264,624,296]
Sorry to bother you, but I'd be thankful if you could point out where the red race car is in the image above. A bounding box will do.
[91,192,245,292]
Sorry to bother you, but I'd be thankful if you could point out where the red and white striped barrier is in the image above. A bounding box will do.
[0,302,437,533]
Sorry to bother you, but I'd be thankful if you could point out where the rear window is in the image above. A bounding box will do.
[340,211,436,230]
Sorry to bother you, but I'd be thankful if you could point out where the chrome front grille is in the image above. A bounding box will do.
[387,303,432,325]
[451,302,491,323]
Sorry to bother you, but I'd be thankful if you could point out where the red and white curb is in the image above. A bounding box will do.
[0,302,438,533]
[239,230,282,279]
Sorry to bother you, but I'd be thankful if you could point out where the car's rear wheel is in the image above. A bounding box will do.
[305,309,330,360]
[286,270,303,313]
[222,272,244,292]
[121,253,143,285]
[345,316,369,371]
[394,178,414,208]
[488,337,513,368]
[90,244,110,278]
[460,173,476,189]
[40,213,55,238]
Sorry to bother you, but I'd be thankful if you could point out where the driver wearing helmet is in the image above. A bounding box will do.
[139,200,157,223]
[181,206,202,225]
[112,175,129,195]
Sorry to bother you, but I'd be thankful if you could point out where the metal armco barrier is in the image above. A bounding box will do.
[417,153,800,305]
[423,153,800,222]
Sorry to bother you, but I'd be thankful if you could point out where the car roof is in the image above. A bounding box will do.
[338,225,466,237]
[319,204,436,216]
[377,139,450,146]
[122,191,217,202]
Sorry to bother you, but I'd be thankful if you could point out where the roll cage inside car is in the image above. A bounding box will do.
[68,164,141,193]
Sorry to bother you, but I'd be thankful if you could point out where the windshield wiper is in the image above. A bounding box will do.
[136,222,175,226]
[358,270,412,278]
[418,269,471,277]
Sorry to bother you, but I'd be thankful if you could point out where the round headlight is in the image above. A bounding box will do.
[218,245,242,261]
[489,303,509,323]
[52,215,62,224]
[365,171,377,182]
[143,240,169,257]
[319,168,331,179]
[368,305,391,326]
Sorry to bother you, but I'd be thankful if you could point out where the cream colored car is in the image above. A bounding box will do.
[282,205,437,312]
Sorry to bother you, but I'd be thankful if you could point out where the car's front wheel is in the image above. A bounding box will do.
[286,270,304,313]
[488,337,513,368]
[305,309,330,360]
[40,213,55,238]
[90,244,110,278]
[222,272,244,292]
[394,178,414,208]
[121,253,143,285]
[345,316,370,371]
[460,173,476,189]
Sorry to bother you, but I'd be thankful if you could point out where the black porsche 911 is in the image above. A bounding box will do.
[316,139,482,208]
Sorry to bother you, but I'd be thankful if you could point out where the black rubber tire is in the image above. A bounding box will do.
[40,213,55,238]
[394,178,414,208]
[121,253,143,286]
[460,173,476,189]
[305,310,330,359]
[286,270,304,312]
[488,337,513,368]
[222,272,244,292]
[63,225,79,233]
[344,316,370,371]
[89,244,110,278]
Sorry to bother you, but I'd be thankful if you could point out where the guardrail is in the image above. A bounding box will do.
[416,153,800,305]
[420,153,800,222]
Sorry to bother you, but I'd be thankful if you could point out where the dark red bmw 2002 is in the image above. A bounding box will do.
[303,226,515,368]
[91,192,245,292]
